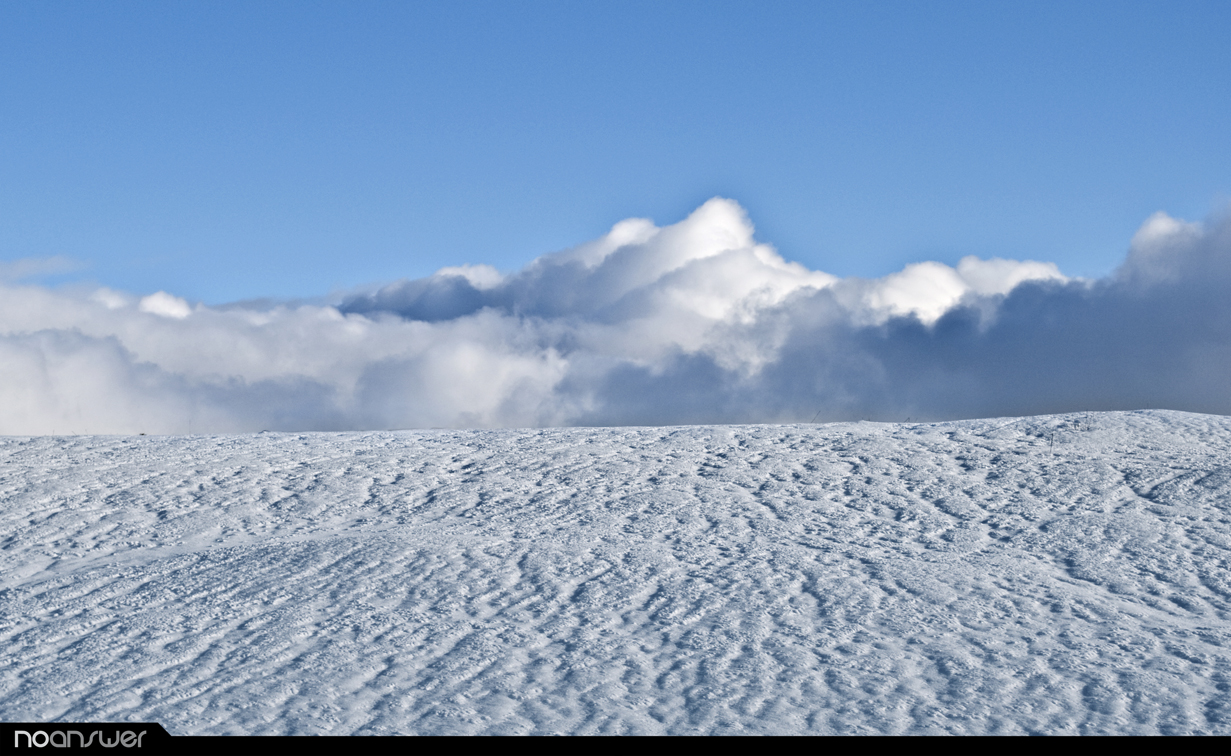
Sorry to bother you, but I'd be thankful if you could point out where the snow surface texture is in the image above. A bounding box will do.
[3,410,1230,735]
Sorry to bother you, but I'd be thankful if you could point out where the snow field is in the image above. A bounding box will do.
[2,410,1230,734]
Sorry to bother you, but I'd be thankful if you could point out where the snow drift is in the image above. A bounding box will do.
[2,411,1229,734]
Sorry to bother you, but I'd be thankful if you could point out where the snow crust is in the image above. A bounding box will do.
[2,410,1230,735]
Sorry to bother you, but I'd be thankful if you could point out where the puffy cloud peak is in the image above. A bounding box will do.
[139,292,193,319]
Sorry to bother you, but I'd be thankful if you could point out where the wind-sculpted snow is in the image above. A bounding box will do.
[2,410,1231,734]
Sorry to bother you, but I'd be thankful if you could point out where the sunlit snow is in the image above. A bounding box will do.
[3,410,1230,735]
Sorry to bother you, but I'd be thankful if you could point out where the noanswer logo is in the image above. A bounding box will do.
[1,724,171,751]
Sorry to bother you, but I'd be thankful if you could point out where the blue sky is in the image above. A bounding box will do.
[3,0,1230,304]
[4,1,1231,432]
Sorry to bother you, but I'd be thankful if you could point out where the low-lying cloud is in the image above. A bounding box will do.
[2,197,1228,434]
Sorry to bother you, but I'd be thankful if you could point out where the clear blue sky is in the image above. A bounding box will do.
[3,0,1229,304]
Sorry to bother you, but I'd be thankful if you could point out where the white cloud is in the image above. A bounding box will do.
[433,264,504,290]
[1119,211,1205,285]
[1,198,1228,434]
[0,255,80,282]
[956,255,1067,297]
[138,291,193,319]
[91,288,131,310]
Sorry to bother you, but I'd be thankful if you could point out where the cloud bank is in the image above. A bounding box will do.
[1,197,1228,434]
